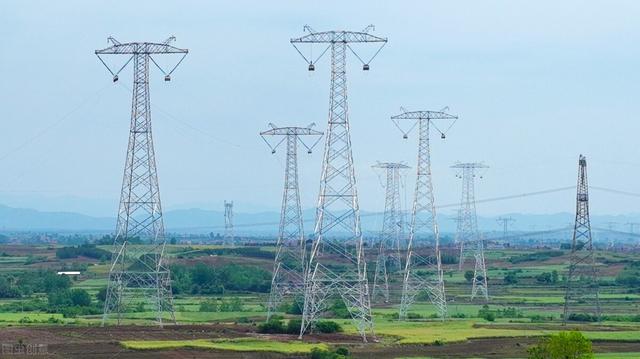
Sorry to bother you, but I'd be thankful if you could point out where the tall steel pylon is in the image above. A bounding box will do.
[563,155,600,323]
[371,162,409,304]
[96,37,188,326]
[290,25,387,342]
[224,201,235,247]
[496,217,515,241]
[392,110,457,320]
[452,162,489,301]
[260,124,323,319]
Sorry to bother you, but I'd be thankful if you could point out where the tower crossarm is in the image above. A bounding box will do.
[391,110,458,121]
[291,31,387,44]
[260,127,323,136]
[95,40,188,55]
[372,162,410,170]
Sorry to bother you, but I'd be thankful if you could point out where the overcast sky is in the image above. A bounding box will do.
[1,0,639,217]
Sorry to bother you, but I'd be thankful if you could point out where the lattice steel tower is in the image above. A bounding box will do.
[224,201,235,247]
[496,217,515,241]
[392,110,457,320]
[260,124,323,319]
[452,162,489,301]
[371,162,409,304]
[290,25,387,342]
[563,155,600,323]
[96,37,188,326]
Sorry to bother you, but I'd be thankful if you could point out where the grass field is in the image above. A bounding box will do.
[122,338,329,354]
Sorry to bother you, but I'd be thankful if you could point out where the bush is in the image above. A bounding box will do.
[503,271,519,285]
[286,319,302,334]
[315,320,343,333]
[464,270,474,282]
[528,330,593,359]
[70,289,91,307]
[567,313,598,322]
[56,244,110,260]
[310,347,351,359]
[258,319,285,334]
[199,299,218,312]
[0,276,20,298]
[328,300,350,319]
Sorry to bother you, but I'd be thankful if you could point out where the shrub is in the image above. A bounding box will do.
[286,319,302,334]
[315,320,343,333]
[464,270,474,282]
[70,289,91,307]
[567,313,598,322]
[310,347,351,359]
[528,330,593,359]
[504,271,518,285]
[257,319,285,334]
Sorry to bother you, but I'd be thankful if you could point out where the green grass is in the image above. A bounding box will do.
[343,319,640,345]
[595,353,640,358]
[121,338,329,354]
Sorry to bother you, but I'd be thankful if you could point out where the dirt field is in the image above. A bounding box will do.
[1,325,639,358]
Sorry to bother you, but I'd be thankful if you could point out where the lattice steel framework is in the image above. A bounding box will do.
[290,26,387,342]
[371,162,409,304]
[563,155,601,323]
[97,37,188,326]
[452,162,489,301]
[224,201,235,247]
[392,110,456,320]
[496,217,515,241]
[260,124,323,319]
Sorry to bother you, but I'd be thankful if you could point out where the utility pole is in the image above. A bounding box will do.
[97,36,188,327]
[496,217,515,241]
[392,109,457,320]
[371,162,409,304]
[291,25,387,342]
[452,162,489,301]
[224,201,235,247]
[606,222,617,251]
[563,155,600,323]
[260,124,323,319]
[625,222,639,235]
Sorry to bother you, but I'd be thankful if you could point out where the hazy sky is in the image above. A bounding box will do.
[1,1,640,217]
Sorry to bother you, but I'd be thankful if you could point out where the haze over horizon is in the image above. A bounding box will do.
[2,1,640,219]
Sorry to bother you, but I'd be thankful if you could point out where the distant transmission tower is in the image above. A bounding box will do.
[371,162,409,304]
[224,201,235,247]
[260,124,323,319]
[605,222,617,251]
[97,37,188,326]
[291,25,387,342]
[496,217,515,241]
[452,162,489,301]
[563,155,600,323]
[392,109,457,320]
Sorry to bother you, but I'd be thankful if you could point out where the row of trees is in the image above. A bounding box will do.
[171,263,272,295]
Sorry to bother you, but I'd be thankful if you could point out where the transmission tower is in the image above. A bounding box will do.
[291,25,387,342]
[452,162,489,301]
[496,217,515,241]
[260,124,323,319]
[371,162,409,304]
[392,109,457,320]
[563,155,600,323]
[97,37,188,326]
[224,201,235,247]
[605,222,617,251]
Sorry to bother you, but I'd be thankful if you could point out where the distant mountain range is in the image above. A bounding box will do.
[0,203,637,237]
